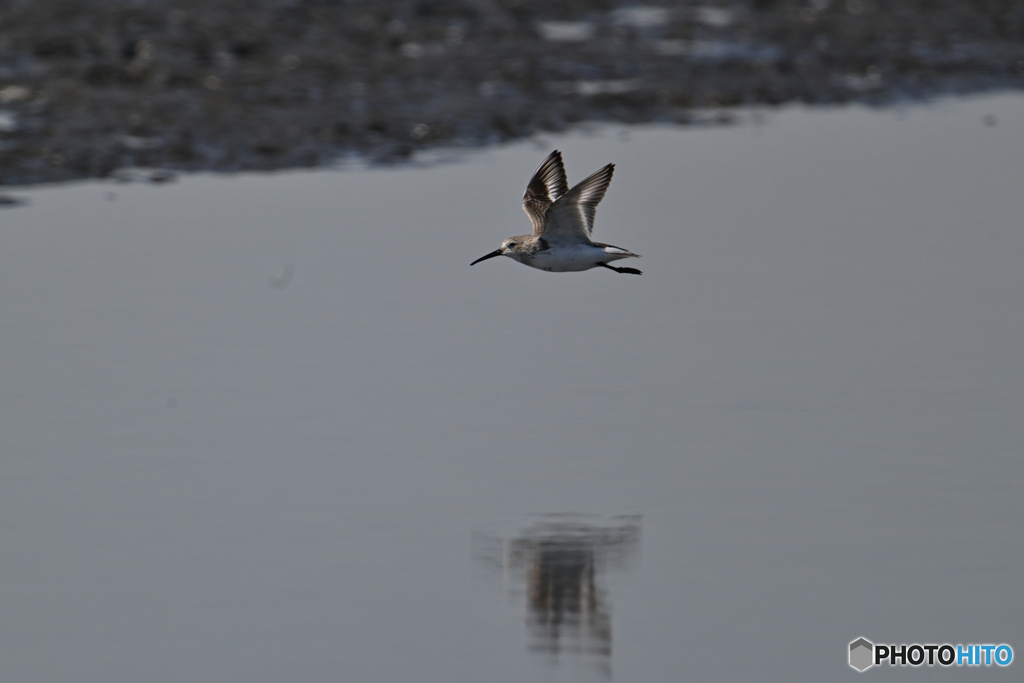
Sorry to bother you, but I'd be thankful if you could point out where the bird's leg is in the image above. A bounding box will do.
[599,263,643,275]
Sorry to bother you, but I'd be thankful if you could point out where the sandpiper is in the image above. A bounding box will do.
[470,150,641,274]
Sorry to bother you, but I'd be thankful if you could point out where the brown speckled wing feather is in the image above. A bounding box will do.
[522,150,569,235]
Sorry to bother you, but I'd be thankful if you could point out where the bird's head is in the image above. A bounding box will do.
[470,238,525,266]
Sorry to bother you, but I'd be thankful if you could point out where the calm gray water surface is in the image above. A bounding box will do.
[2,94,1023,682]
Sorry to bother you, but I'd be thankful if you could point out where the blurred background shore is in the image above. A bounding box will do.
[1,0,1022,186]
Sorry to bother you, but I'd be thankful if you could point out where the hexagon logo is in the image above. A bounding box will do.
[849,637,874,672]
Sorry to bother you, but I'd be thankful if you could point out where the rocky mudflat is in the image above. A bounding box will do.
[1,0,1022,185]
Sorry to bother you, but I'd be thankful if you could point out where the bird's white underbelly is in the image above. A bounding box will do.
[525,244,634,272]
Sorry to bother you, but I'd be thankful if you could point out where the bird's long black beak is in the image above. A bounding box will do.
[470,249,502,266]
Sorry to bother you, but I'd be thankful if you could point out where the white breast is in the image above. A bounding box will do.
[527,244,626,272]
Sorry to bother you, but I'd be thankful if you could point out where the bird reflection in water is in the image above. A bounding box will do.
[475,514,641,675]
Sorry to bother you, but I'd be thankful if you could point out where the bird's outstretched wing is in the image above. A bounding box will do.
[522,150,569,235]
[540,163,614,243]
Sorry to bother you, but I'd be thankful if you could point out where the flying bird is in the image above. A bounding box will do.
[471,150,641,274]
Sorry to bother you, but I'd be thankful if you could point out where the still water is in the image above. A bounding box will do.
[2,93,1022,682]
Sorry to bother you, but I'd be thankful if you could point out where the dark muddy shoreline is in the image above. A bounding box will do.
[1,0,1022,186]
